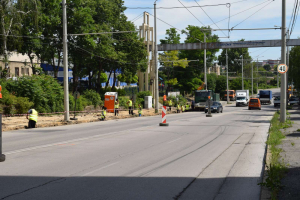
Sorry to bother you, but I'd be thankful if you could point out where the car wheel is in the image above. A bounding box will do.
[217,109,220,113]
[249,107,251,110]
[205,111,207,113]
[259,107,261,110]
[221,109,223,113]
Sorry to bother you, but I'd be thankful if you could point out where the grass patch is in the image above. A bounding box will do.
[291,142,295,146]
[259,111,290,199]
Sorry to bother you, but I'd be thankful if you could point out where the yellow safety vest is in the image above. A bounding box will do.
[115,101,119,108]
[128,100,132,107]
[169,100,172,106]
[29,109,38,122]
[181,106,185,111]
[138,106,142,114]
[177,105,180,110]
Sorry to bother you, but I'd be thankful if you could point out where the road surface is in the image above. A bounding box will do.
[0,89,280,200]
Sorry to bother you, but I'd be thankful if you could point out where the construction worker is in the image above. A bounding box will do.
[181,104,185,112]
[186,103,190,111]
[25,107,38,129]
[127,98,133,115]
[177,104,181,113]
[115,99,119,116]
[100,106,107,121]
[138,104,142,117]
[168,99,172,111]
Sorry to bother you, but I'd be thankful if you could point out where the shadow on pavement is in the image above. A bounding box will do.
[0,176,263,200]
[279,167,300,200]
[235,120,271,124]
[286,132,300,137]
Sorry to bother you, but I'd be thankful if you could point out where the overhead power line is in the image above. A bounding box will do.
[231,0,274,29]
[178,0,205,26]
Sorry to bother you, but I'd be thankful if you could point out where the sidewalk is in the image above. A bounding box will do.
[278,105,300,200]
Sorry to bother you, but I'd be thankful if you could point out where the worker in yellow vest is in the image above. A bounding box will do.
[127,98,133,115]
[186,103,190,111]
[100,106,107,121]
[26,108,38,129]
[168,99,172,112]
[177,104,181,113]
[138,104,142,117]
[115,99,119,116]
[181,104,185,112]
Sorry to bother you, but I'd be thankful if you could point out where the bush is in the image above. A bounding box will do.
[69,94,87,112]
[14,97,34,114]
[4,75,64,113]
[118,96,129,109]
[83,89,102,108]
[136,91,152,107]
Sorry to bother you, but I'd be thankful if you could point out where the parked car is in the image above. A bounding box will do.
[289,96,299,105]
[274,96,280,107]
[205,101,223,113]
[248,98,261,110]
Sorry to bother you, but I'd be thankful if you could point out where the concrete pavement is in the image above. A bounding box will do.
[0,99,277,200]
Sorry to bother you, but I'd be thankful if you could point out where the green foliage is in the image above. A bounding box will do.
[160,28,181,44]
[69,94,87,112]
[289,46,300,90]
[14,97,34,114]
[263,64,271,71]
[83,89,102,108]
[118,96,129,109]
[3,75,64,113]
[215,75,227,93]
[167,95,187,106]
[259,112,289,199]
[135,91,152,108]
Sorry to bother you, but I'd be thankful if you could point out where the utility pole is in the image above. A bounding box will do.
[286,29,290,104]
[242,55,244,90]
[280,0,286,123]
[252,62,254,96]
[204,33,207,90]
[63,0,69,121]
[257,58,259,90]
[154,0,159,113]
[226,49,229,104]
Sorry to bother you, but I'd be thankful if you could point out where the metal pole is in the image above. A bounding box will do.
[242,55,244,90]
[154,1,159,113]
[0,114,5,162]
[280,0,286,123]
[63,0,69,121]
[204,33,207,90]
[252,62,254,96]
[257,58,259,90]
[286,30,290,105]
[277,72,279,88]
[226,49,229,104]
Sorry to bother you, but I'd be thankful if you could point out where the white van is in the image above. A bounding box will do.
[236,90,250,106]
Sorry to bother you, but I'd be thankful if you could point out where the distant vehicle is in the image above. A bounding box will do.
[194,90,220,110]
[205,101,223,113]
[222,90,236,101]
[259,90,272,104]
[289,96,299,105]
[236,90,250,106]
[274,96,280,107]
[249,98,261,110]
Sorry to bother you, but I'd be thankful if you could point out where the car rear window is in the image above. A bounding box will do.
[250,99,258,103]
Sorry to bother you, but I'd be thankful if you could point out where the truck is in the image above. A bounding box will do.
[236,90,250,106]
[259,90,272,104]
[221,90,236,101]
[195,90,219,110]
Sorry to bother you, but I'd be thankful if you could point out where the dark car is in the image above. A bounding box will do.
[205,101,223,113]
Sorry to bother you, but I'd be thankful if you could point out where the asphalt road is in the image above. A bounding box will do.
[0,89,280,200]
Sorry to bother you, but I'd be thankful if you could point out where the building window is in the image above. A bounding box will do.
[26,68,29,75]
[21,68,25,75]
[15,67,19,77]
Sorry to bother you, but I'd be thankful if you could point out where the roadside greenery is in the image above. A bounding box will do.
[260,111,292,199]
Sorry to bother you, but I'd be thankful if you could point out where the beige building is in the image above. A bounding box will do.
[0,52,40,77]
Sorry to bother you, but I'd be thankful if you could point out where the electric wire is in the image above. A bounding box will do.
[178,0,206,26]
[193,0,231,40]
[208,0,272,27]
[129,12,144,22]
[231,0,274,29]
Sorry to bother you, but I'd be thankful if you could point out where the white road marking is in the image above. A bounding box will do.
[81,162,119,176]
[167,138,182,144]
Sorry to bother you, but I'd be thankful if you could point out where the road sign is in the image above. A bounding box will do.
[278,64,288,74]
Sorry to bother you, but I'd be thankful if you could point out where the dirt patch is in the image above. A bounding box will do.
[2,108,179,132]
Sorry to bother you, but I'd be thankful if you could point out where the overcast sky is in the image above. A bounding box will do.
[123,0,299,62]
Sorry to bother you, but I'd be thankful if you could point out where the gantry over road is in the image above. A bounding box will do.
[157,39,300,51]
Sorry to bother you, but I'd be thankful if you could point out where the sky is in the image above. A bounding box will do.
[123,0,299,62]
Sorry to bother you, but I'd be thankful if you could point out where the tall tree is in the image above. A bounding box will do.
[218,39,252,74]
[289,46,300,90]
